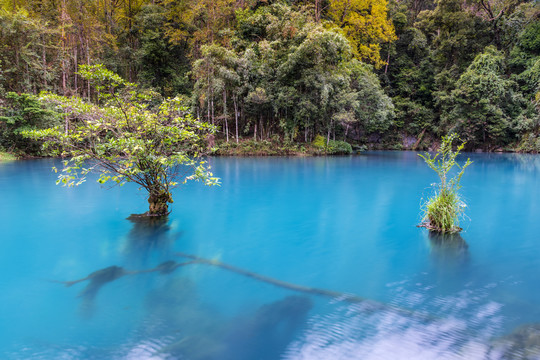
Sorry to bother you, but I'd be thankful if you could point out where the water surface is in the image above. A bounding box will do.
[1,152,539,359]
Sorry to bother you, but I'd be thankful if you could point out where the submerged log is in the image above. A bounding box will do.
[174,252,432,320]
[53,254,434,321]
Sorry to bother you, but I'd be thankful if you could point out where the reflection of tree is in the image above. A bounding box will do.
[512,153,540,172]
[123,214,181,255]
[428,231,469,263]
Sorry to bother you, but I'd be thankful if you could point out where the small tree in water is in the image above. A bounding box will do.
[419,134,472,233]
[25,65,219,216]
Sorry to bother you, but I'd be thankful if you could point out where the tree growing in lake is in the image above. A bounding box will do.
[24,65,219,216]
[419,134,471,233]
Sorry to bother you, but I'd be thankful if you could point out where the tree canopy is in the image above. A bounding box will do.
[24,65,219,216]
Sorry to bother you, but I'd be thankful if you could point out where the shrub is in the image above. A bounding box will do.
[312,134,326,149]
[419,134,472,233]
[327,140,353,154]
[312,135,353,155]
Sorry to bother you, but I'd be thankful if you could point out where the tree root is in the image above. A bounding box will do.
[417,222,462,233]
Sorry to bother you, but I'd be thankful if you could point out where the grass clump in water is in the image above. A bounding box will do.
[419,134,472,233]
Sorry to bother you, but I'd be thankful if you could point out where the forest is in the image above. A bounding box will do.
[0,0,539,156]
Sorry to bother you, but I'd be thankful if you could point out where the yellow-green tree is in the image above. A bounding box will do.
[164,0,239,57]
[328,0,396,67]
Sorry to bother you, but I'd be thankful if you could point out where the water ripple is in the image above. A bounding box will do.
[284,290,510,360]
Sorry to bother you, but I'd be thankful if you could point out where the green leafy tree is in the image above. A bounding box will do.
[416,0,490,72]
[0,92,59,155]
[134,4,191,96]
[381,7,436,142]
[0,8,59,93]
[24,65,219,216]
[442,46,534,149]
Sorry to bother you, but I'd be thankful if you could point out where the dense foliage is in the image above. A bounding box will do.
[0,0,539,153]
[0,92,60,155]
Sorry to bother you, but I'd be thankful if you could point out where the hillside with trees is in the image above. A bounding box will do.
[0,0,539,155]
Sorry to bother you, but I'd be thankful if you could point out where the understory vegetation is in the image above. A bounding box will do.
[0,151,16,161]
[0,0,538,156]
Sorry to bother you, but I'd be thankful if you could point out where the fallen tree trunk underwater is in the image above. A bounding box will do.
[174,252,429,320]
[51,252,540,359]
[52,252,434,322]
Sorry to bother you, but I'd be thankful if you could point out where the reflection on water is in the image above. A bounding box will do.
[123,214,182,256]
[285,291,540,360]
[511,153,540,172]
[428,231,469,265]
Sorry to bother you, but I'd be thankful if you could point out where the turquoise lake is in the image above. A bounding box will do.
[1,152,540,359]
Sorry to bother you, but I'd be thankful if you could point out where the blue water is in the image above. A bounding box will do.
[1,152,540,359]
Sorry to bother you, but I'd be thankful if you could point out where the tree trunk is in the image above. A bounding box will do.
[74,46,78,93]
[223,90,229,142]
[259,113,263,140]
[233,95,239,143]
[86,39,91,100]
[327,125,331,146]
[211,94,215,125]
[147,190,172,216]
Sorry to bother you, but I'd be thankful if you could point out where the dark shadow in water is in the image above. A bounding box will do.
[149,279,313,360]
[56,265,128,318]
[54,254,435,321]
[428,231,469,265]
[221,295,312,360]
[123,214,182,256]
[52,260,197,318]
[489,323,540,359]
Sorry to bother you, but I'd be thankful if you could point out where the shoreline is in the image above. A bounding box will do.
[1,143,528,161]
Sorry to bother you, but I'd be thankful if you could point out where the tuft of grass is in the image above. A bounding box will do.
[0,151,17,161]
[419,134,471,233]
[422,188,465,233]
